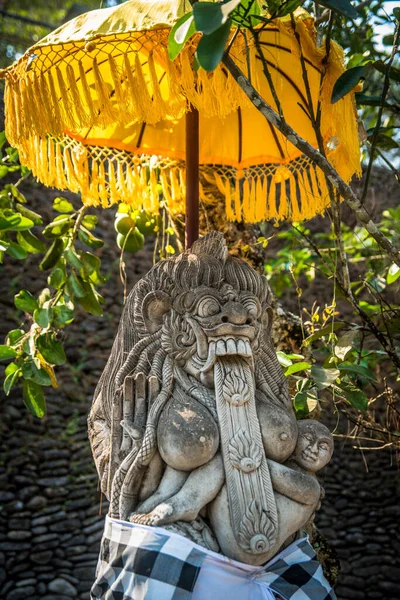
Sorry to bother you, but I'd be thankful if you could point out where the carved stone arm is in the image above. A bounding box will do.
[266,459,320,506]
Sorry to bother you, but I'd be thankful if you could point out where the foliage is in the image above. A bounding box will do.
[0,135,107,416]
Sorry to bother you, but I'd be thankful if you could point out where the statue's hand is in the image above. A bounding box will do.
[119,372,160,459]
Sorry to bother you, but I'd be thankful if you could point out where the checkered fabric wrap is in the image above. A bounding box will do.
[91,518,336,600]
[261,537,337,600]
[90,517,207,600]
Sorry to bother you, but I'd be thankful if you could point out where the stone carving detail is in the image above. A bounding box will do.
[222,369,250,406]
[215,357,278,552]
[88,232,334,565]
[229,429,263,473]
[237,501,276,554]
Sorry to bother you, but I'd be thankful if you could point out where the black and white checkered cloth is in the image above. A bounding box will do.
[91,517,207,600]
[91,517,336,600]
[260,536,336,600]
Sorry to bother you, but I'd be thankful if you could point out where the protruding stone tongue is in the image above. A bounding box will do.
[214,356,278,555]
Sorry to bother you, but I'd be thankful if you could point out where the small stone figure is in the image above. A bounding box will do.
[88,232,334,566]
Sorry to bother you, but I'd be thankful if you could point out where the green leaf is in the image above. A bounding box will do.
[370,133,399,151]
[293,391,309,418]
[0,165,8,179]
[168,12,197,60]
[78,280,103,317]
[53,197,74,213]
[336,381,368,411]
[355,93,394,110]
[6,241,28,260]
[303,322,345,347]
[43,216,73,239]
[82,252,105,285]
[68,271,86,298]
[394,7,400,21]
[39,238,64,270]
[331,65,370,104]
[52,305,75,328]
[274,0,303,18]
[293,389,319,417]
[0,345,17,360]
[15,203,43,225]
[337,362,377,382]
[0,213,34,231]
[196,19,231,72]
[193,0,240,34]
[81,215,98,230]
[4,184,26,204]
[78,228,104,249]
[21,359,52,386]
[373,60,400,84]
[37,333,66,366]
[4,363,21,395]
[277,351,293,367]
[316,0,358,19]
[6,329,25,345]
[33,307,51,328]
[23,379,46,418]
[48,266,67,289]
[15,289,38,313]
[65,247,84,270]
[284,361,312,376]
[310,366,340,388]
[334,329,358,360]
[17,230,47,254]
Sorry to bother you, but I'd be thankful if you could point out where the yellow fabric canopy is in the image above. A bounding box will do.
[1,1,361,222]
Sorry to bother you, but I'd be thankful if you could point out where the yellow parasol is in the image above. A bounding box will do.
[1,0,361,240]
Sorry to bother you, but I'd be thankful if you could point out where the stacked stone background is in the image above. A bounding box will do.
[0,184,399,600]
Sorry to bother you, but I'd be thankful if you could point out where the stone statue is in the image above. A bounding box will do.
[88,232,333,566]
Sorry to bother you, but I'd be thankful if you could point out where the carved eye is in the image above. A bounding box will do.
[319,442,329,452]
[196,296,220,318]
[241,296,261,319]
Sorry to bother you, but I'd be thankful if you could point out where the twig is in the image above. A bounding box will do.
[0,8,54,29]
[375,147,400,183]
[222,54,400,268]
[361,21,400,202]
[292,224,400,370]
[290,12,352,295]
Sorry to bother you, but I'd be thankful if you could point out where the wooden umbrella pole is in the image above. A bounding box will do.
[185,106,199,249]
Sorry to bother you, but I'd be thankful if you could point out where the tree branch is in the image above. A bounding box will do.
[0,8,54,29]
[361,21,400,202]
[222,54,400,268]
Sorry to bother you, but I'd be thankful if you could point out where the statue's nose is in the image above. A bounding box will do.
[220,301,249,325]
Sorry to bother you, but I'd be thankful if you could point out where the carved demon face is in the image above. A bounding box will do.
[139,233,272,389]
[150,283,270,388]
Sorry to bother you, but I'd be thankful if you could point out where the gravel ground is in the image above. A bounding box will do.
[0,182,399,600]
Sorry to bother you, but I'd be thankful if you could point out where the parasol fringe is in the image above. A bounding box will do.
[108,55,126,111]
[20,134,344,222]
[78,60,98,124]
[148,52,167,119]
[47,71,64,135]
[93,57,117,124]
[64,147,80,192]
[56,66,78,130]
[133,54,155,122]
[66,63,88,127]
